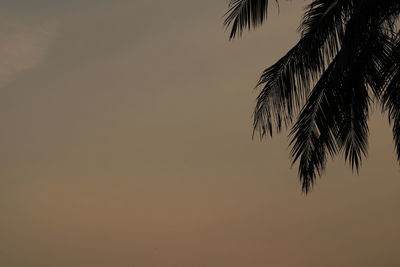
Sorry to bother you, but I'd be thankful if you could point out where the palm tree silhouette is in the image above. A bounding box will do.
[224,0,400,192]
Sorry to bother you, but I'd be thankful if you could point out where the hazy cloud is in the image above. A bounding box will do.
[0,17,56,86]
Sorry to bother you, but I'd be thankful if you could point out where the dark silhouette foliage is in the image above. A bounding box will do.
[224,0,400,192]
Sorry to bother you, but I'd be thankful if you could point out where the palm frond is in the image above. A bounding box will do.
[254,0,346,137]
[224,0,400,192]
[336,72,369,170]
[224,0,271,39]
[289,53,344,192]
[383,71,400,160]
[382,41,400,160]
[364,32,396,96]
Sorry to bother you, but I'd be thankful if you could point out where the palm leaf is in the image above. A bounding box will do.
[224,0,271,39]
[254,0,347,137]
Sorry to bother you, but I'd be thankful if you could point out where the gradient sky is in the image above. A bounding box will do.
[1,1,400,266]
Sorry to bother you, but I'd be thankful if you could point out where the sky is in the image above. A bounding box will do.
[1,1,400,266]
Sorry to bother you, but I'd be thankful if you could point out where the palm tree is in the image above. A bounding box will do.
[224,0,400,192]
